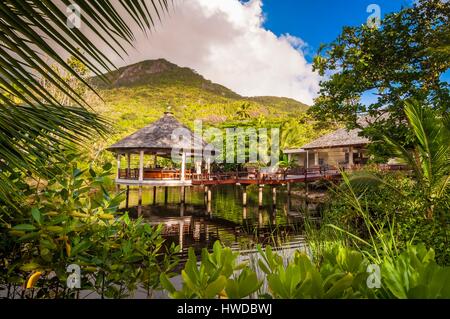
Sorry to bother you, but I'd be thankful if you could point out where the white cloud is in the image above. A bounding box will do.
[111,0,321,105]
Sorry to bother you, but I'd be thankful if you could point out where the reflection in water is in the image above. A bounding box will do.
[121,185,323,261]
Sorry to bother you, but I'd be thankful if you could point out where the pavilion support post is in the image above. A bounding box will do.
[258,185,264,208]
[242,185,247,207]
[125,186,130,209]
[154,154,158,168]
[127,153,131,179]
[306,151,309,169]
[139,150,144,182]
[314,152,319,166]
[116,154,121,180]
[243,206,247,220]
[152,186,157,205]
[164,187,168,205]
[348,146,354,169]
[206,157,211,179]
[305,180,309,212]
[181,152,186,181]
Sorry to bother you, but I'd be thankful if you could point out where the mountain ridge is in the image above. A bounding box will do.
[92,58,309,108]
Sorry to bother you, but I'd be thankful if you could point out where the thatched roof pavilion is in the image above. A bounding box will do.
[108,111,207,155]
[300,128,369,150]
[107,111,211,186]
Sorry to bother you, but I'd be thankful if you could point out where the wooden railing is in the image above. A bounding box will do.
[194,167,341,183]
[118,168,194,180]
[117,164,408,183]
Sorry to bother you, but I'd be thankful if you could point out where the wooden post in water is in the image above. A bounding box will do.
[204,185,208,206]
[305,169,310,213]
[179,221,184,251]
[242,185,247,206]
[152,186,157,205]
[272,186,277,207]
[180,202,185,217]
[287,182,291,196]
[164,186,168,205]
[138,186,142,212]
[207,187,212,203]
[207,186,212,215]
[258,207,263,226]
[258,185,264,208]
[180,186,185,204]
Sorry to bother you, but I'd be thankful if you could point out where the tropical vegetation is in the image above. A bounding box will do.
[312,0,449,159]
[0,0,449,300]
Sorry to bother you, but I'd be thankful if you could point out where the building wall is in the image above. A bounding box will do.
[289,146,368,168]
[319,148,347,167]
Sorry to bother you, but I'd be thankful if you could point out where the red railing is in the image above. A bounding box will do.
[118,168,194,180]
[117,164,408,183]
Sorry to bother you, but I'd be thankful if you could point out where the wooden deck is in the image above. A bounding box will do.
[116,168,340,186]
[116,165,408,187]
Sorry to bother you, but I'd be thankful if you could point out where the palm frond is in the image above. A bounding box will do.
[345,170,404,197]
[0,1,170,213]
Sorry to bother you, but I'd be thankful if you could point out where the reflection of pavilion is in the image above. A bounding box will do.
[130,201,307,253]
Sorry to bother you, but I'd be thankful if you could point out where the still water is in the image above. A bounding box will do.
[121,185,323,259]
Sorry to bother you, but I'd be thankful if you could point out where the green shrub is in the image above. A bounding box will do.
[0,157,179,299]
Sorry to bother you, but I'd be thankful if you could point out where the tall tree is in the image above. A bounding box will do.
[0,1,170,212]
[311,0,449,158]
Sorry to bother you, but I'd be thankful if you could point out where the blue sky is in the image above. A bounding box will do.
[122,1,448,104]
[259,0,449,104]
[262,0,413,63]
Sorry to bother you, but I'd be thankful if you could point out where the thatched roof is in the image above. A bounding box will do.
[300,128,370,150]
[108,112,207,153]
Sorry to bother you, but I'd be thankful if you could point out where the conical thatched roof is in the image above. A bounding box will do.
[300,128,370,150]
[108,112,207,153]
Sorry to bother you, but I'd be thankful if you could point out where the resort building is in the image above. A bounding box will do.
[284,128,370,169]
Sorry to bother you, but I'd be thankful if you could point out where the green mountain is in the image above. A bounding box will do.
[86,59,334,164]
[92,59,309,134]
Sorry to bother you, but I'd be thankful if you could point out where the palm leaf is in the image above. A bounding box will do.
[0,1,170,214]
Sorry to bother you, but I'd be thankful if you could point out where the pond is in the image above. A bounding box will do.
[121,184,325,261]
